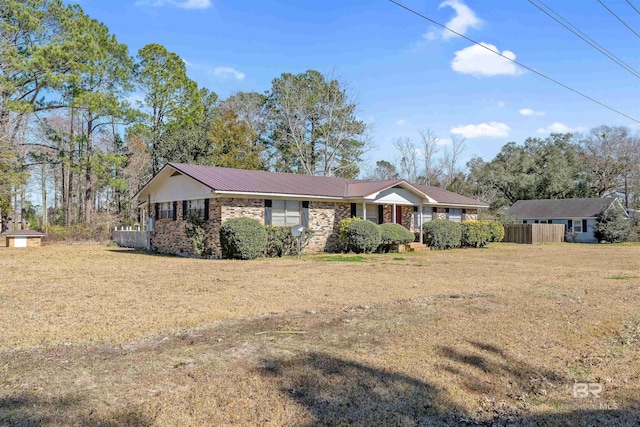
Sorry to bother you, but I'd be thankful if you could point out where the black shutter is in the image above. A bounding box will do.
[432,207,437,220]
[302,201,309,227]
[264,199,272,225]
[350,203,357,218]
[172,201,177,221]
[582,219,587,232]
[155,202,159,219]
[523,220,527,224]
[548,219,552,224]
[204,199,210,221]
[568,219,573,231]
[378,205,384,224]
[445,208,450,220]
[182,201,187,220]
[462,208,467,221]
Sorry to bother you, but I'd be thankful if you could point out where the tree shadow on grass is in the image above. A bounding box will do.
[0,392,151,427]
[259,348,640,426]
[258,351,464,426]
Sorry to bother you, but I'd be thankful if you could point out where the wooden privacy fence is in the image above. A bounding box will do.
[503,224,565,244]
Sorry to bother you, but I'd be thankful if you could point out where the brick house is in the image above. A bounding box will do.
[135,163,488,257]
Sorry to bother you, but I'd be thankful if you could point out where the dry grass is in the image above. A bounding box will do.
[1,243,640,425]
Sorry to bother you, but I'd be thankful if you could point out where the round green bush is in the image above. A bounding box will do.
[486,220,505,242]
[379,223,414,252]
[422,219,462,250]
[341,218,381,253]
[461,221,492,248]
[220,217,267,259]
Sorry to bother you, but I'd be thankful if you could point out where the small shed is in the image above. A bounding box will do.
[2,230,46,248]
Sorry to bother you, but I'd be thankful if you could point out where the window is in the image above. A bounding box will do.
[573,219,583,233]
[355,204,379,223]
[272,200,301,226]
[188,199,205,218]
[159,202,173,220]
[413,206,432,227]
[448,208,462,222]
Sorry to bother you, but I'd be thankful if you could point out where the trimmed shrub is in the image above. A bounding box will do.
[265,225,314,257]
[486,220,505,242]
[594,205,632,243]
[378,223,414,252]
[220,217,267,259]
[461,221,492,248]
[338,217,359,246]
[422,219,462,250]
[339,218,381,253]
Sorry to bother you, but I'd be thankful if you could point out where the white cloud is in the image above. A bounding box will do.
[213,66,245,81]
[519,108,545,116]
[450,122,510,138]
[536,122,584,134]
[451,42,521,77]
[498,101,505,108]
[424,0,482,41]
[137,0,212,9]
[395,119,407,126]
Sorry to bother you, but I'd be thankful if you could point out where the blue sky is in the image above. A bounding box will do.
[74,0,640,169]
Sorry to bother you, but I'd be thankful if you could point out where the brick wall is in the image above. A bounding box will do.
[307,202,350,253]
[152,199,222,257]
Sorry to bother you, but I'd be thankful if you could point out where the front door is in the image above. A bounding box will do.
[395,206,403,225]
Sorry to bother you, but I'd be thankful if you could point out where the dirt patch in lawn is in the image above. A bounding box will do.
[1,243,639,425]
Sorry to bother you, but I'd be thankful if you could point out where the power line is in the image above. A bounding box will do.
[386,0,640,125]
[597,0,640,40]
[626,0,640,16]
[528,0,640,79]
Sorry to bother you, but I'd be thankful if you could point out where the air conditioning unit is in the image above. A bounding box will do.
[146,217,155,232]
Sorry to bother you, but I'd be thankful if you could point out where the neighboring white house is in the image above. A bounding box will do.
[508,198,628,243]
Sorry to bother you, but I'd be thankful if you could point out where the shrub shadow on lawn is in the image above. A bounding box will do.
[0,392,152,426]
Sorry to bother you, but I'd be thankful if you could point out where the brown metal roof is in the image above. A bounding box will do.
[169,163,355,197]
[165,163,487,206]
[508,198,618,219]
[414,185,488,207]
[1,229,46,237]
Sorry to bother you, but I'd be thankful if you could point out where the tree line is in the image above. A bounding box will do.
[377,126,640,212]
[0,1,368,231]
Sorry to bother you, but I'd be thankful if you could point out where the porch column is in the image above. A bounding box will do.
[419,206,423,243]
[392,203,397,223]
[363,201,367,220]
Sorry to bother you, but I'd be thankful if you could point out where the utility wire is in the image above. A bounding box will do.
[386,0,640,125]
[626,0,640,16]
[529,0,640,79]
[597,0,640,40]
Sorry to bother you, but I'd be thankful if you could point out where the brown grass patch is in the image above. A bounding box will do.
[1,243,640,425]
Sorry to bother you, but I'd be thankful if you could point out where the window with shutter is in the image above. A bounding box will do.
[272,200,301,226]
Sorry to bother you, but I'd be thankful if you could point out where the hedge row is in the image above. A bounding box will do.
[423,219,504,250]
[338,218,414,253]
[220,217,314,259]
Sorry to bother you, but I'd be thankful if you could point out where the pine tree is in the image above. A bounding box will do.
[594,203,632,243]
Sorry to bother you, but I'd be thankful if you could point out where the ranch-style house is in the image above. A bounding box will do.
[135,163,488,257]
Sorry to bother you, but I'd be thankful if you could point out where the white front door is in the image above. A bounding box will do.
[13,237,27,247]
